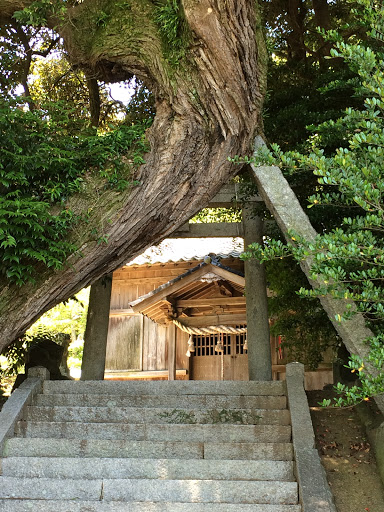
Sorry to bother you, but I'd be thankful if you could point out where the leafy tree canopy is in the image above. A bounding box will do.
[0,6,155,286]
[1,0,378,382]
[245,0,384,404]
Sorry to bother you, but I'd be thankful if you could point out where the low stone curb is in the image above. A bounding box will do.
[286,362,336,512]
[0,367,48,460]
[356,399,384,487]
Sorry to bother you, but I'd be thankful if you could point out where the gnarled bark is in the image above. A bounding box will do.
[0,0,267,351]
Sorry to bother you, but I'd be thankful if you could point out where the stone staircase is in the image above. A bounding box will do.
[0,379,302,511]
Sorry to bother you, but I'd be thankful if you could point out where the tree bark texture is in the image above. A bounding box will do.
[0,0,267,351]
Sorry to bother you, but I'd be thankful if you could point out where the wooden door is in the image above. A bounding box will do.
[190,330,248,381]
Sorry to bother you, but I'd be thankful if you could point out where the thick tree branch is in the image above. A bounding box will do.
[0,0,267,350]
[14,23,36,110]
[86,76,101,127]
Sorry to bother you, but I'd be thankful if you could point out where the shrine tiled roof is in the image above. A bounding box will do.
[127,238,243,266]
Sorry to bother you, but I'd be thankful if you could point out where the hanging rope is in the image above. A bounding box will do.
[172,319,247,336]
[173,318,248,358]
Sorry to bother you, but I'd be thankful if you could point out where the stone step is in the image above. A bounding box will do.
[5,438,293,460]
[0,500,302,512]
[43,380,286,397]
[35,393,288,410]
[15,421,292,443]
[1,457,296,481]
[25,406,291,425]
[0,477,298,504]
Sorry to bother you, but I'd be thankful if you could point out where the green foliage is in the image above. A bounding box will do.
[89,120,151,190]
[158,409,197,424]
[204,409,261,425]
[0,23,59,99]
[27,288,89,340]
[68,338,84,370]
[0,336,31,378]
[0,10,155,287]
[191,208,241,224]
[13,0,67,27]
[0,97,150,285]
[262,0,366,150]
[0,329,65,378]
[266,258,339,370]
[260,0,369,234]
[0,27,23,97]
[94,9,111,28]
[30,57,127,126]
[154,0,190,67]
[123,81,156,126]
[245,1,384,405]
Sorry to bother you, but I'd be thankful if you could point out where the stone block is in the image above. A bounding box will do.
[42,380,286,397]
[0,377,42,456]
[0,476,101,500]
[16,421,291,443]
[1,456,295,482]
[286,363,336,512]
[0,500,302,512]
[101,478,298,504]
[25,405,291,425]
[5,438,204,459]
[204,441,293,460]
[35,392,287,410]
[27,367,50,380]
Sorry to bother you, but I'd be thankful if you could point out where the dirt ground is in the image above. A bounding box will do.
[308,389,384,512]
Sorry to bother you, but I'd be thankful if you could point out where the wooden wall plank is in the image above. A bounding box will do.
[168,324,176,380]
[105,316,142,370]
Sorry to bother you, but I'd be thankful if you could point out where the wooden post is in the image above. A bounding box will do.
[168,323,177,380]
[243,207,272,381]
[81,274,113,380]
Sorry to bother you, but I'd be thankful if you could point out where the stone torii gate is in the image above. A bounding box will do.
[81,138,384,417]
[81,181,272,382]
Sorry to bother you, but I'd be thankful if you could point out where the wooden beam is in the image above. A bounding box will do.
[110,308,136,317]
[131,263,216,313]
[206,183,261,207]
[104,369,187,380]
[176,297,246,307]
[208,266,245,287]
[113,277,185,285]
[170,219,275,239]
[171,222,243,238]
[168,323,177,380]
[180,314,247,327]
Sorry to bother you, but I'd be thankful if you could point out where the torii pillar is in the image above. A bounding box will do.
[242,207,272,381]
[81,274,113,380]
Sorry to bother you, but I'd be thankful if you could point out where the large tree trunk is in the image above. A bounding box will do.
[0,0,267,351]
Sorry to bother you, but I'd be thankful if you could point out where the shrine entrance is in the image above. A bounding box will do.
[190,330,248,381]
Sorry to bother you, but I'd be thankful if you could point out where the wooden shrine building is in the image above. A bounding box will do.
[105,250,333,389]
